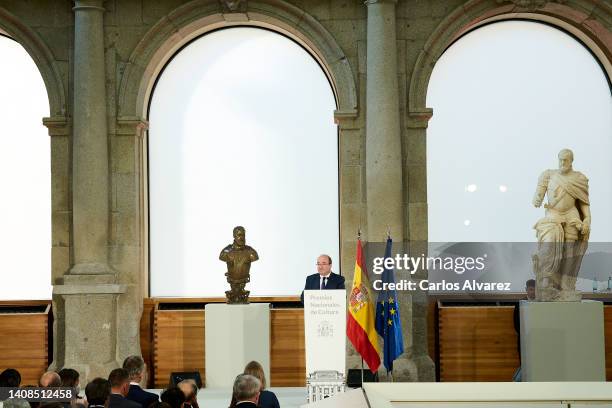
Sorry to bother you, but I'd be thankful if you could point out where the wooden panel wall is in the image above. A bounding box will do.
[270,309,305,386]
[604,305,612,381]
[152,307,306,388]
[0,305,49,385]
[140,298,156,387]
[438,305,519,381]
[153,309,205,388]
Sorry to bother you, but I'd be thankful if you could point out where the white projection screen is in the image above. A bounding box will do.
[0,34,51,300]
[148,27,339,297]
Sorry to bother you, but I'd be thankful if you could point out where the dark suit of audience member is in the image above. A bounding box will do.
[258,390,280,408]
[109,393,142,408]
[234,402,258,408]
[127,384,159,408]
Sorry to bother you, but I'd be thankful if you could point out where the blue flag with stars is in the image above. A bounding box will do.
[375,237,404,372]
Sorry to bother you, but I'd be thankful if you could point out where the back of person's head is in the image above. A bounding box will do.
[243,361,266,390]
[0,368,22,387]
[122,355,145,381]
[58,368,80,387]
[161,386,186,408]
[232,374,261,402]
[108,368,130,394]
[177,380,197,403]
[39,371,61,387]
[2,399,30,408]
[85,377,111,406]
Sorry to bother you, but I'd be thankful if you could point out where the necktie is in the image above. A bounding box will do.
[320,277,328,289]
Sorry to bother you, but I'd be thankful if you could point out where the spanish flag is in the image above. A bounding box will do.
[347,238,381,373]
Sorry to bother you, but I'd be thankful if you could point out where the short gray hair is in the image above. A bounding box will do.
[122,355,145,379]
[233,374,261,401]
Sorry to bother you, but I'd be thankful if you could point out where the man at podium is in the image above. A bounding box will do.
[300,254,345,304]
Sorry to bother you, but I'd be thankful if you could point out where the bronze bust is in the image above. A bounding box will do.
[219,226,259,304]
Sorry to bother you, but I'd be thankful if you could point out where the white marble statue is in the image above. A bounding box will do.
[532,149,590,301]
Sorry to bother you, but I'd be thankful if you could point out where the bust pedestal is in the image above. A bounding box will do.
[204,303,270,387]
[520,300,605,381]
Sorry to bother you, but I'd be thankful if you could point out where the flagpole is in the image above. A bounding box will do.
[361,358,364,385]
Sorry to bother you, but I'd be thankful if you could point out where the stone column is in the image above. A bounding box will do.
[365,0,403,242]
[49,0,125,382]
[365,0,434,381]
[71,0,110,274]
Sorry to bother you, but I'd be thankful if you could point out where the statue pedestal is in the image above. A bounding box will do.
[520,300,605,381]
[204,303,270,387]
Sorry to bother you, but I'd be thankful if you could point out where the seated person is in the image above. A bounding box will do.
[243,361,279,408]
[160,387,185,408]
[85,378,111,408]
[108,369,141,408]
[231,375,260,408]
[123,355,159,408]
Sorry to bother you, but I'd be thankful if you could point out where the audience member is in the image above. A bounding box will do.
[108,369,141,408]
[512,279,536,382]
[177,380,198,408]
[59,369,79,389]
[0,368,21,387]
[59,368,87,408]
[149,403,171,408]
[243,361,279,408]
[160,387,185,408]
[232,374,260,408]
[2,399,30,408]
[85,378,111,408]
[40,372,62,388]
[123,356,159,408]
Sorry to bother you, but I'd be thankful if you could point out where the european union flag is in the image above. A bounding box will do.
[375,237,404,372]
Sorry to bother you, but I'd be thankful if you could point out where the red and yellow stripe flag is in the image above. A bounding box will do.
[346,238,381,373]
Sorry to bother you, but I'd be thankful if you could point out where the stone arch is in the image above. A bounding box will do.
[0,6,66,117]
[408,0,612,116]
[117,0,358,120]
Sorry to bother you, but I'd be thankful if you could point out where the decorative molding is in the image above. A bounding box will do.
[406,109,433,129]
[43,116,70,137]
[118,0,358,119]
[116,116,149,138]
[220,0,247,13]
[496,0,566,11]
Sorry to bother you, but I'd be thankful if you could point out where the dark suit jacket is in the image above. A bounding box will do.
[127,384,159,408]
[235,402,258,408]
[109,393,143,408]
[300,272,345,304]
[258,390,280,408]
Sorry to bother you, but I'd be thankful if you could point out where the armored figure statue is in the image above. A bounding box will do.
[220,226,259,304]
[532,149,590,301]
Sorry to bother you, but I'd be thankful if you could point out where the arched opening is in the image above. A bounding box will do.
[425,20,612,292]
[0,33,51,300]
[148,27,338,297]
[427,20,612,243]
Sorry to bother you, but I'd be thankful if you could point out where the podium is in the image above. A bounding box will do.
[303,290,346,402]
[204,303,270,387]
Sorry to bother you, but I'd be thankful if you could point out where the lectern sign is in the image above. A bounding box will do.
[303,290,346,375]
